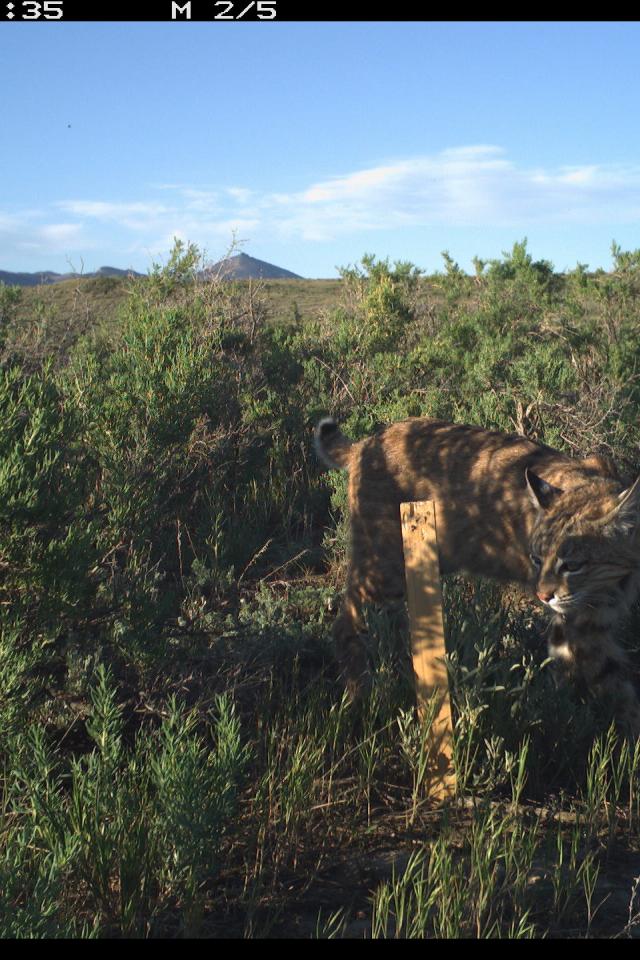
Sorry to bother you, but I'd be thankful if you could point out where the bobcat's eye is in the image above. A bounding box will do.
[558,560,585,574]
[529,553,542,569]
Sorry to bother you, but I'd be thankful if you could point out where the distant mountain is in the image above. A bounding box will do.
[203,253,303,281]
[1,256,302,286]
[0,266,144,287]
[0,270,61,287]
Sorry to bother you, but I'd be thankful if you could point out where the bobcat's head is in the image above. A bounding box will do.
[526,469,640,616]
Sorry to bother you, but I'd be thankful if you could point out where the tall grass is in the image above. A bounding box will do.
[1,239,640,935]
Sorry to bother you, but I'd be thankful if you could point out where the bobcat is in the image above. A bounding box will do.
[315,416,640,735]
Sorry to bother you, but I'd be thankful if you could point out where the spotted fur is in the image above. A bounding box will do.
[316,416,640,735]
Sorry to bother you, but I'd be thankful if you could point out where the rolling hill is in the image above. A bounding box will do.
[0,266,144,287]
[202,253,303,280]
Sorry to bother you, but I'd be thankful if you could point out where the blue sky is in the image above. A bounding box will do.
[3,21,640,277]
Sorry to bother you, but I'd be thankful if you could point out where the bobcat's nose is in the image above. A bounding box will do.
[536,590,554,603]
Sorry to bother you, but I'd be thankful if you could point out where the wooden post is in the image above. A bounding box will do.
[400,500,455,801]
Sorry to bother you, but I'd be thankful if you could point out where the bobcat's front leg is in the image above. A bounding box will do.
[332,592,372,700]
[549,618,640,737]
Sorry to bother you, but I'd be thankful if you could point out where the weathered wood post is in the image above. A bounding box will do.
[400,500,455,801]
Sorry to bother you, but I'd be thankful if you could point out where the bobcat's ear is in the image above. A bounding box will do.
[525,468,563,511]
[602,475,640,537]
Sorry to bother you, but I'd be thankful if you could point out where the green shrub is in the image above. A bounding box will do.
[2,239,640,936]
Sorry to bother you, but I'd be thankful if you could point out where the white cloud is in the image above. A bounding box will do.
[0,209,89,260]
[557,166,599,186]
[226,187,253,203]
[265,148,640,237]
[58,200,170,228]
[4,146,640,268]
[40,223,84,243]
